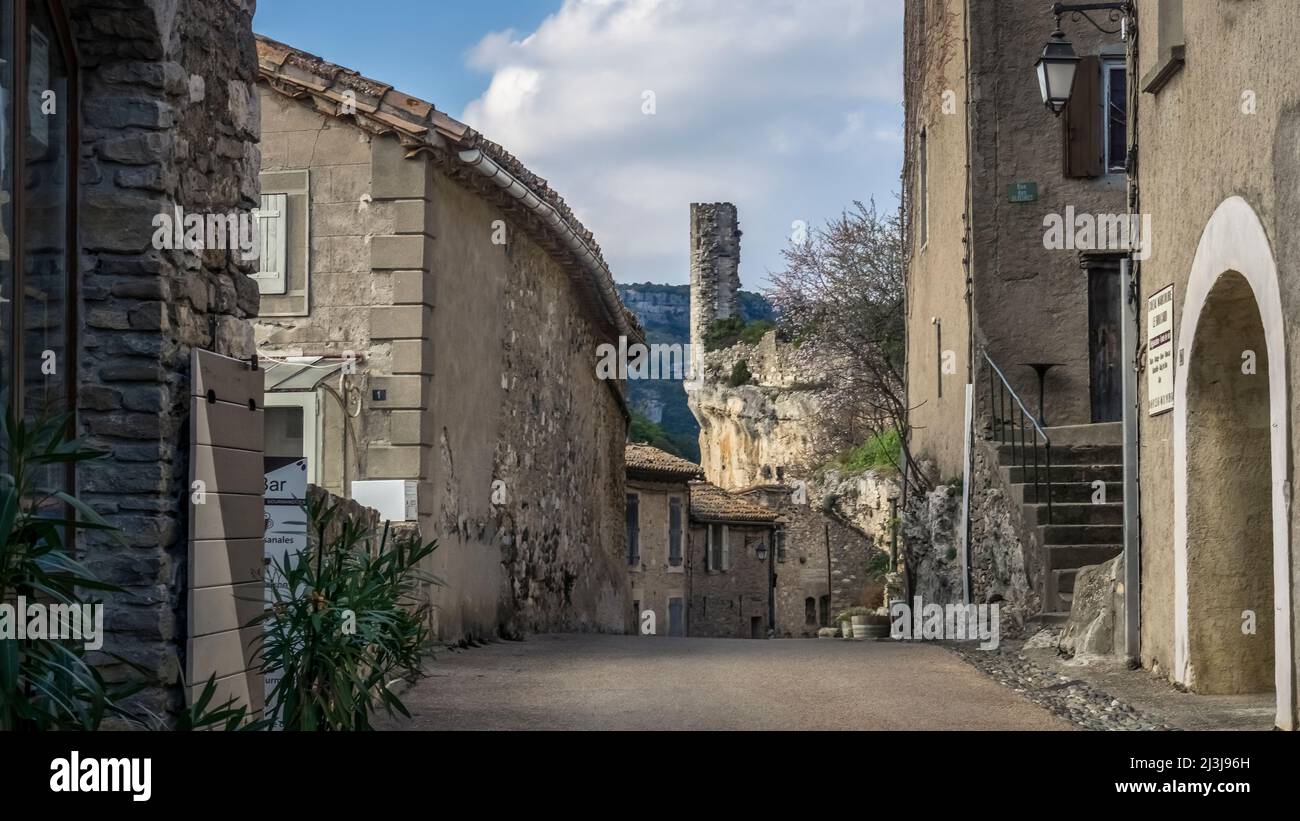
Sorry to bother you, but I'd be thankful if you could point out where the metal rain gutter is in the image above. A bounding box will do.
[456,147,633,341]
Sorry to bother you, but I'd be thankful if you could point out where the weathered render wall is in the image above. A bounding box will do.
[627,479,689,634]
[688,523,773,638]
[903,0,971,481]
[1134,1,1300,722]
[70,0,260,719]
[967,0,1123,430]
[430,169,631,640]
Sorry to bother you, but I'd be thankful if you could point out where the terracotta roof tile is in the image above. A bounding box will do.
[689,481,779,524]
[625,443,703,481]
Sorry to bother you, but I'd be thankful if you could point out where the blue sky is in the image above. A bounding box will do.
[254,1,903,288]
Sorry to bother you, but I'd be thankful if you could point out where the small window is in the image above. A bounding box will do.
[1103,60,1128,173]
[668,497,683,566]
[805,597,817,626]
[626,493,640,567]
[775,529,787,563]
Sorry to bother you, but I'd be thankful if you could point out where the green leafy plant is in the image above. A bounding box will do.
[728,359,753,387]
[0,402,136,730]
[704,316,776,351]
[252,497,440,730]
[174,674,271,732]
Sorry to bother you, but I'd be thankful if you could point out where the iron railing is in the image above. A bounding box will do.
[983,352,1053,524]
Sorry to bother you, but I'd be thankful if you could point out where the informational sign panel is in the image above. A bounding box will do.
[1147,284,1174,416]
[263,456,308,707]
[1007,181,1038,203]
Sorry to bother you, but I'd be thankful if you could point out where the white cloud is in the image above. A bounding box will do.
[460,0,903,286]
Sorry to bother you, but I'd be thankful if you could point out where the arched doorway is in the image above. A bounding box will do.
[1184,272,1272,693]
[1173,196,1295,729]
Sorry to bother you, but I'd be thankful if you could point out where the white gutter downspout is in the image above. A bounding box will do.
[456,148,631,340]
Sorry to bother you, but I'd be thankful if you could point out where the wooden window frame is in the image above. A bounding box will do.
[3,0,78,453]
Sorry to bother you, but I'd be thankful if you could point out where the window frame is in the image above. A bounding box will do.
[667,495,683,570]
[1102,58,1127,175]
[3,0,78,433]
[254,169,310,317]
[263,390,320,485]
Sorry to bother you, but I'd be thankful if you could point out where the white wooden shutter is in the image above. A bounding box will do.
[721,526,730,571]
[253,193,287,295]
[705,527,714,571]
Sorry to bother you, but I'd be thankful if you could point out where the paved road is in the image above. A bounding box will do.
[391,634,1073,730]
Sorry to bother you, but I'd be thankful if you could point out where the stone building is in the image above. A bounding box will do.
[901,0,1129,620]
[1129,0,1299,730]
[741,481,891,637]
[625,443,701,636]
[252,36,642,641]
[0,0,261,719]
[687,481,779,639]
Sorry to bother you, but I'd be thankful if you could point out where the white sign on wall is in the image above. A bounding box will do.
[1147,284,1174,416]
[263,456,308,708]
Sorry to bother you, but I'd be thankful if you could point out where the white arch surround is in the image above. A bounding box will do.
[1172,196,1294,730]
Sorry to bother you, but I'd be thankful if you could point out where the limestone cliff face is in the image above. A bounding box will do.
[688,331,822,490]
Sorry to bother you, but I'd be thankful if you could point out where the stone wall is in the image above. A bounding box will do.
[901,441,1037,636]
[688,523,773,638]
[69,0,260,720]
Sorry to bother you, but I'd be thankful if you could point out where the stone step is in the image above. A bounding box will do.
[1039,524,1123,545]
[1036,611,1071,626]
[1006,463,1123,484]
[995,443,1123,467]
[1025,502,1122,526]
[1043,421,1123,446]
[1045,543,1123,571]
[1018,481,1123,504]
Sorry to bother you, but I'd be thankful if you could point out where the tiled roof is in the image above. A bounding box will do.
[254,34,642,344]
[625,443,703,481]
[689,481,779,524]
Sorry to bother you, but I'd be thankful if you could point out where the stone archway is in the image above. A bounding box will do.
[1173,196,1295,730]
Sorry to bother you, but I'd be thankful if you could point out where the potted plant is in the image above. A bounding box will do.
[836,607,879,640]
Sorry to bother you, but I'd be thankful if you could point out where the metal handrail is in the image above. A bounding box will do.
[982,352,1053,524]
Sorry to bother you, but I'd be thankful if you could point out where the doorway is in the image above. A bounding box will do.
[1087,261,1122,422]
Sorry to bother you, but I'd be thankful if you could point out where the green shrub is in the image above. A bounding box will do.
[253,498,441,730]
[704,317,776,351]
[728,359,753,387]
[0,402,136,731]
[825,428,902,474]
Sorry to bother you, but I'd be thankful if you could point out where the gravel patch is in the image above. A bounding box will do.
[947,637,1177,731]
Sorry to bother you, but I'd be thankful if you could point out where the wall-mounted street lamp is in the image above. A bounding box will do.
[1035,2,1131,116]
[755,541,769,562]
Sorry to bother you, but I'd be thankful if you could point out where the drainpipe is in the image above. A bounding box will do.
[456,148,634,343]
[1120,256,1141,663]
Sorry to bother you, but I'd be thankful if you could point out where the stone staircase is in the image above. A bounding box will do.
[994,421,1124,623]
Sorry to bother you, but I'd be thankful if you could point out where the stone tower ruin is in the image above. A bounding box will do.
[689,203,742,354]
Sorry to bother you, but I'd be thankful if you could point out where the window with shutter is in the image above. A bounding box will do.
[253,193,288,295]
[668,497,682,566]
[626,493,640,566]
[721,525,730,571]
[1062,56,1103,179]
